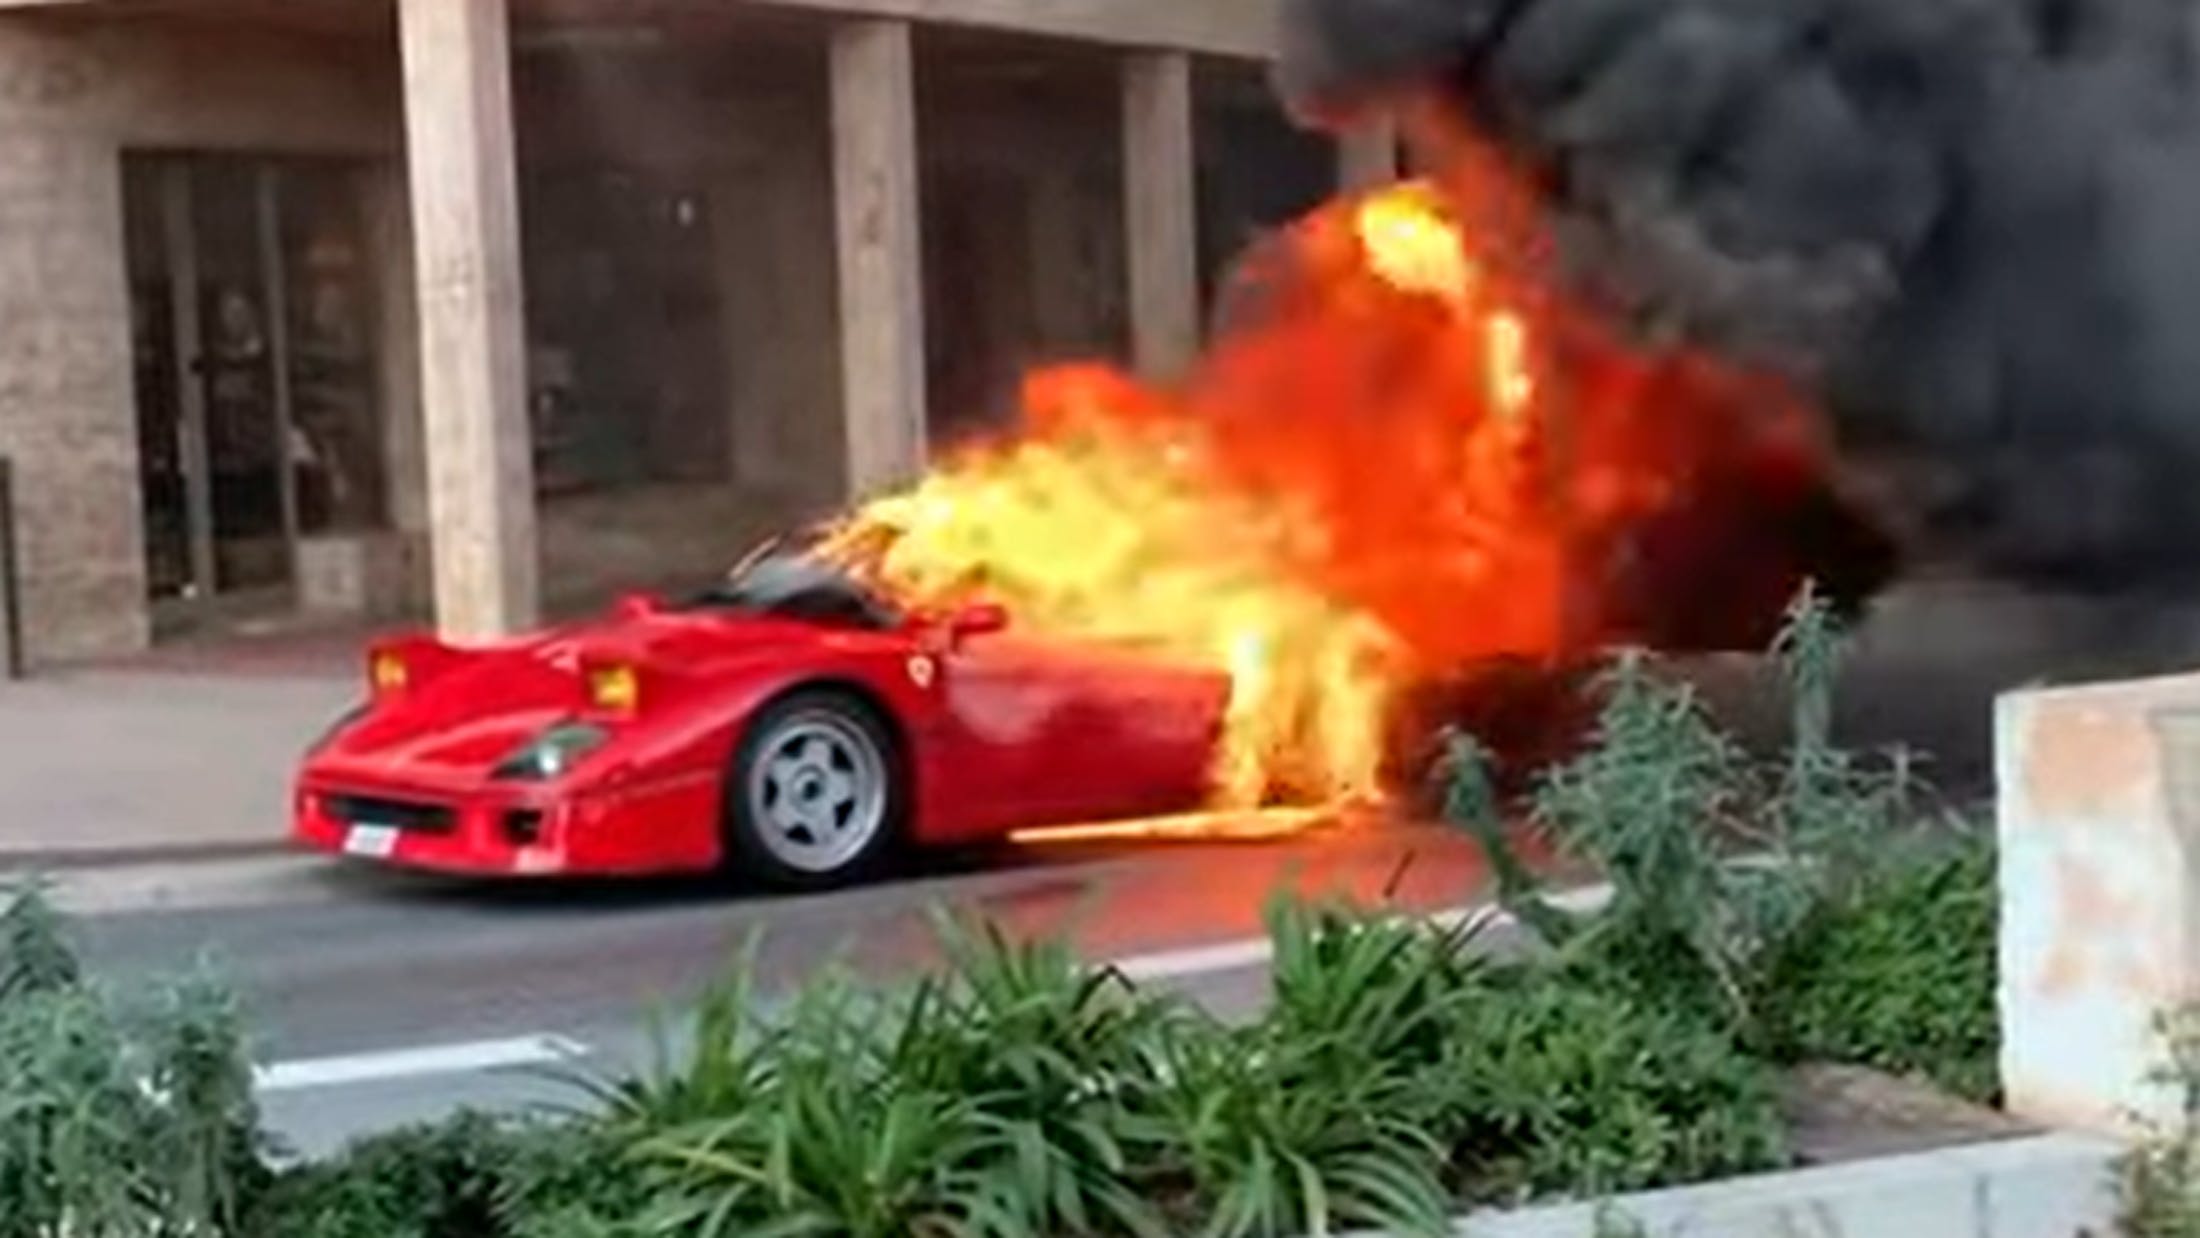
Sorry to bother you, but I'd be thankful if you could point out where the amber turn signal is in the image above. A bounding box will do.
[587,664,639,713]
[369,650,407,694]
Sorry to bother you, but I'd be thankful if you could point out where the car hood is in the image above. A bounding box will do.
[322,610,884,777]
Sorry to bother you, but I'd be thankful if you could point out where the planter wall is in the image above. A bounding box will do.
[1347,1134,2120,1238]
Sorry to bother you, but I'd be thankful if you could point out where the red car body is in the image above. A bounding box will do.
[293,580,1230,881]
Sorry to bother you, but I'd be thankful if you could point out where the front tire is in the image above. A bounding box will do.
[723,688,905,889]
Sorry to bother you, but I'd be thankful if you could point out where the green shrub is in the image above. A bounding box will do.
[1438,966,1786,1205]
[630,972,1001,1237]
[1144,899,1782,1230]
[1,876,81,1000]
[880,918,1181,1237]
[1758,835,1999,1102]
[1442,585,1989,1093]
[250,1111,649,1238]
[0,881,269,1238]
[559,942,776,1141]
[597,922,1190,1237]
[2116,1005,2200,1237]
[1444,653,1814,1037]
[0,984,156,1238]
[1139,903,1473,1237]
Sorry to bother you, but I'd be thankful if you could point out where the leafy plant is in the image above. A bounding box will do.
[1757,834,1998,1101]
[1437,967,1785,1205]
[137,969,273,1236]
[1442,585,1973,1065]
[1138,902,1476,1237]
[0,883,269,1238]
[554,940,777,1138]
[256,1111,532,1238]
[1445,650,1807,1036]
[1,877,81,1001]
[631,973,988,1238]
[2115,1005,2200,1237]
[248,1111,649,1238]
[1768,586,1927,900]
[0,984,156,1238]
[886,915,1178,1237]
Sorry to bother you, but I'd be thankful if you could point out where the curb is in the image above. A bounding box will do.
[0,838,293,876]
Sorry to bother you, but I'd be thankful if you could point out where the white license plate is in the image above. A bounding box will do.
[342,824,400,859]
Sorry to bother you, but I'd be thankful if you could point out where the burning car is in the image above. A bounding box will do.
[293,537,1231,887]
[297,166,1901,888]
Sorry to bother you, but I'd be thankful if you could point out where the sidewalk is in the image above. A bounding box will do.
[0,659,357,869]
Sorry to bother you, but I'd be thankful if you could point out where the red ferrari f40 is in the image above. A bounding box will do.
[293,543,1230,887]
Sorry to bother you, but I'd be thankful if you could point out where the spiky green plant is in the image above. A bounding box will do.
[1768,584,1925,898]
[888,913,1178,1237]
[631,971,989,1238]
[1133,900,1478,1238]
[1459,648,1803,1032]
[551,936,778,1140]
[1440,583,1975,1050]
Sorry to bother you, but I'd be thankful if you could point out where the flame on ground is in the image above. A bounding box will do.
[818,128,1837,814]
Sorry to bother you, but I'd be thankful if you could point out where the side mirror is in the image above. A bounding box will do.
[947,602,1009,643]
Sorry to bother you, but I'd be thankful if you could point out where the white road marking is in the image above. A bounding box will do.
[1110,879,1617,981]
[254,1033,589,1093]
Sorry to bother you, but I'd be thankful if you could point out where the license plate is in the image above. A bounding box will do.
[342,824,400,859]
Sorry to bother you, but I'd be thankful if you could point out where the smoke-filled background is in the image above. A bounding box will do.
[1275,0,2200,590]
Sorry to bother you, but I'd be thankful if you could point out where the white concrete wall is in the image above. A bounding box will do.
[1997,671,2200,1135]
[1344,1135,2120,1238]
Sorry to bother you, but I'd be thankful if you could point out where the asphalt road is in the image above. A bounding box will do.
[66,819,1511,1156]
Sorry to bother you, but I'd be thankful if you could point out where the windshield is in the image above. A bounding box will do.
[690,532,903,631]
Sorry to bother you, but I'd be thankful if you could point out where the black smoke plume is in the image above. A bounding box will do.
[1274,0,2200,589]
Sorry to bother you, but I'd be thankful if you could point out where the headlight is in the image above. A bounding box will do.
[491,722,611,781]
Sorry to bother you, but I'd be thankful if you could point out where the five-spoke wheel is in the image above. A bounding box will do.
[724,689,903,887]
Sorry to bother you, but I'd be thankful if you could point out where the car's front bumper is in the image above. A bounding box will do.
[292,761,723,877]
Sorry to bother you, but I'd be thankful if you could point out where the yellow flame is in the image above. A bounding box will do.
[1355,181,1473,302]
[1486,312,1534,417]
[820,419,1401,808]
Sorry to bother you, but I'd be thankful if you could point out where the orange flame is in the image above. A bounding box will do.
[820,132,1833,812]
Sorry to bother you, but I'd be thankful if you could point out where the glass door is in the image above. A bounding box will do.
[124,153,382,628]
[191,156,290,599]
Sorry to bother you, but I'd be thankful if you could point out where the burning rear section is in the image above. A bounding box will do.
[822,145,1893,811]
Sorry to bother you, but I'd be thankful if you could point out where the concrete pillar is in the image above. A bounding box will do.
[1120,49,1199,381]
[396,0,538,639]
[830,18,927,499]
[1997,673,2200,1135]
[1337,115,1401,191]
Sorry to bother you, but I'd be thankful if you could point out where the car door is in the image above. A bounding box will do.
[933,630,1224,834]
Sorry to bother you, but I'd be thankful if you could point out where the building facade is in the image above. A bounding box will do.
[0,0,1399,668]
